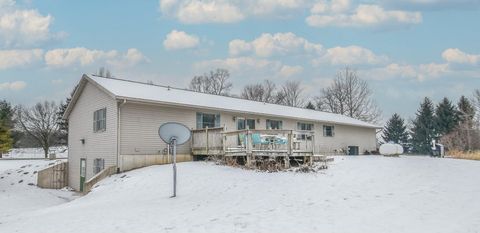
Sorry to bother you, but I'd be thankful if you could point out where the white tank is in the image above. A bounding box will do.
[379,143,404,156]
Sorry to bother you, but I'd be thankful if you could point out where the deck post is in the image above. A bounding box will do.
[310,133,315,165]
[205,126,209,155]
[222,135,226,155]
[285,131,293,169]
[246,130,251,167]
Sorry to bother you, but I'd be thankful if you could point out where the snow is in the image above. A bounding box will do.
[2,146,68,159]
[0,159,77,218]
[86,75,380,129]
[1,156,480,233]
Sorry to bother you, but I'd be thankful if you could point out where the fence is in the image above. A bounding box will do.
[37,162,68,189]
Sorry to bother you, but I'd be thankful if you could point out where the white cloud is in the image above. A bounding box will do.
[0,80,26,91]
[380,0,480,10]
[362,62,450,81]
[442,48,479,65]
[163,30,200,50]
[278,65,303,77]
[314,45,387,65]
[228,39,253,56]
[158,0,306,24]
[172,1,244,24]
[251,0,305,15]
[311,0,350,14]
[195,56,282,72]
[45,47,117,67]
[107,48,149,68]
[307,4,422,28]
[229,32,322,57]
[0,1,62,47]
[45,47,147,68]
[0,49,43,69]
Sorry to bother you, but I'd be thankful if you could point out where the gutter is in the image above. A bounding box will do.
[116,99,127,173]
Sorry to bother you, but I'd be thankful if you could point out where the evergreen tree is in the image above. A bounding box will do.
[0,100,14,128]
[305,101,316,110]
[411,97,436,154]
[0,100,14,157]
[0,121,13,157]
[382,113,408,144]
[56,85,78,144]
[434,97,458,137]
[457,95,475,126]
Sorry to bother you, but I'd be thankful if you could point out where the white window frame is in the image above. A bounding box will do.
[93,158,105,174]
[297,122,314,140]
[323,125,335,137]
[196,112,220,129]
[93,108,107,132]
[266,119,283,130]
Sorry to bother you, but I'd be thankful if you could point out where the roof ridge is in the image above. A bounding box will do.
[88,74,337,115]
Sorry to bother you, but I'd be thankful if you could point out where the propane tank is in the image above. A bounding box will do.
[379,143,404,156]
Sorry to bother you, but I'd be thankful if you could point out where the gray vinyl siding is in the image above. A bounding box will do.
[68,82,118,191]
[120,103,196,155]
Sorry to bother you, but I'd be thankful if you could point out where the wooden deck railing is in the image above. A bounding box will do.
[191,127,225,155]
[192,128,315,157]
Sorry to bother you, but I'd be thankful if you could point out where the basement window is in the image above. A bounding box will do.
[323,125,335,137]
[93,158,105,174]
[93,108,106,132]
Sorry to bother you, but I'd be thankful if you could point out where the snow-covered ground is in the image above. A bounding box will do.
[0,159,76,218]
[1,156,480,233]
[2,146,68,159]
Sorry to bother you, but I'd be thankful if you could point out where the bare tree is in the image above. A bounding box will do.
[16,101,59,158]
[474,89,480,129]
[241,80,277,103]
[278,80,305,107]
[189,69,232,95]
[316,67,381,123]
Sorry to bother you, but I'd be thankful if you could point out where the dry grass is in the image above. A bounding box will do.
[448,150,480,161]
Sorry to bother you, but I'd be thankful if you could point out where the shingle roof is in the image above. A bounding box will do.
[85,75,381,129]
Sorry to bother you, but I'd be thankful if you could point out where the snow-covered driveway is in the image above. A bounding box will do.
[1,156,479,233]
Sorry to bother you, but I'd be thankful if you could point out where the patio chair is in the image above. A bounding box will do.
[252,133,269,145]
[275,136,288,145]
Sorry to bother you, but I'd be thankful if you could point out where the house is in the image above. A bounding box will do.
[64,74,380,191]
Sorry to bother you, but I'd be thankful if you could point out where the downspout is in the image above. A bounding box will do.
[117,99,127,173]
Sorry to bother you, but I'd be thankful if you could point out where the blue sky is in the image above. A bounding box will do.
[0,0,479,123]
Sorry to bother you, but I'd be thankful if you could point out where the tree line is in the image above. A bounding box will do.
[188,67,381,123]
[383,93,480,154]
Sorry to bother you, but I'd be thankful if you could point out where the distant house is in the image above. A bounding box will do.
[64,74,380,191]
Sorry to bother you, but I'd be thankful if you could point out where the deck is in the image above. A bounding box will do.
[191,127,315,168]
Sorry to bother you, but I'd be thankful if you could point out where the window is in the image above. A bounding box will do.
[323,125,334,137]
[266,119,282,130]
[246,119,256,130]
[93,108,106,132]
[297,122,314,140]
[237,118,256,130]
[297,122,314,131]
[196,112,220,129]
[93,158,104,174]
